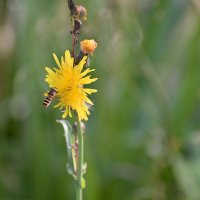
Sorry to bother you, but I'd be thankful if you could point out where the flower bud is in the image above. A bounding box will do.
[80,39,97,55]
[74,5,87,21]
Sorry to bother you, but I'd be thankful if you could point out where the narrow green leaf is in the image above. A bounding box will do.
[57,120,76,178]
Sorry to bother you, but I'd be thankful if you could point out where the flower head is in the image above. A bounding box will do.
[45,50,97,121]
[74,5,87,21]
[80,39,97,54]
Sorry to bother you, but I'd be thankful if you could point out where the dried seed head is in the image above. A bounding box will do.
[80,39,97,55]
[74,5,87,21]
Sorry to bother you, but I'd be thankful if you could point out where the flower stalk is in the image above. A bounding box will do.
[76,116,84,200]
[68,1,87,200]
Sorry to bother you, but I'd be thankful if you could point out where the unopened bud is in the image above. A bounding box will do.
[80,39,97,55]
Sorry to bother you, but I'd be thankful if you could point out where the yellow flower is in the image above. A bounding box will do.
[80,39,97,54]
[45,50,97,121]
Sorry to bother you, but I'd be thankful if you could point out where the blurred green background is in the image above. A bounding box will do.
[1,0,200,199]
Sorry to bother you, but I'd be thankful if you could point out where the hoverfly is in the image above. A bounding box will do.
[43,88,57,108]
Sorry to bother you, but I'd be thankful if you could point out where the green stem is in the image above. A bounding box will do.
[76,116,84,200]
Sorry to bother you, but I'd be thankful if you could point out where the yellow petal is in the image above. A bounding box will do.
[78,76,98,85]
[65,50,73,70]
[77,108,88,121]
[83,96,93,105]
[76,56,87,72]
[54,102,62,108]
[84,88,97,94]
[53,53,62,68]
[62,108,68,118]
[45,67,54,74]
[81,68,95,78]
[53,67,58,72]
